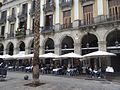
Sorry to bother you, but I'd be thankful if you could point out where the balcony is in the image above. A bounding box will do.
[29,8,35,17]
[60,0,73,10]
[0,35,5,41]
[43,1,55,14]
[61,23,72,29]
[7,33,14,38]
[80,0,94,4]
[79,14,120,28]
[41,25,54,33]
[18,11,27,19]
[80,18,94,26]
[15,28,26,38]
[29,0,35,16]
[0,17,6,25]
[8,15,16,22]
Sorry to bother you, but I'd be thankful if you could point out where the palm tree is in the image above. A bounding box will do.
[32,0,40,85]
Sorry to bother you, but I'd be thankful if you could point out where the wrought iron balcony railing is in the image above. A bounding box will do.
[0,17,6,25]
[18,11,27,19]
[0,35,5,40]
[43,1,55,14]
[59,0,73,10]
[8,14,16,22]
[80,0,94,4]
[7,33,14,38]
[41,25,54,33]
[61,23,72,29]
[79,14,120,27]
[29,9,35,17]
[15,28,26,38]
[80,18,94,26]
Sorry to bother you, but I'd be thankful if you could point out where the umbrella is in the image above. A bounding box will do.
[83,51,116,58]
[0,54,13,59]
[39,53,59,58]
[16,54,34,59]
[12,51,33,59]
[59,52,83,58]
[83,50,116,67]
[59,52,83,66]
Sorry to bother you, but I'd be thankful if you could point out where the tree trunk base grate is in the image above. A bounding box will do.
[24,82,45,87]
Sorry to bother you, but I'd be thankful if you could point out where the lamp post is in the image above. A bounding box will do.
[64,44,67,49]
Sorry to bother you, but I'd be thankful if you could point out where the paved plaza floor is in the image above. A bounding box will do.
[0,72,120,90]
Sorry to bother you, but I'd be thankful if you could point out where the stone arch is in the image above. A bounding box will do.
[17,41,25,51]
[61,36,74,54]
[81,33,98,55]
[106,29,120,72]
[59,34,75,46]
[106,30,120,47]
[44,38,54,53]
[6,42,14,55]
[0,43,4,55]
[28,39,34,54]
[103,28,115,41]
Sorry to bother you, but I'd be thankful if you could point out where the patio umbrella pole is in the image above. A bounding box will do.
[72,58,73,67]
[99,57,101,67]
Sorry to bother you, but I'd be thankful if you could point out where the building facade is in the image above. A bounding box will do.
[0,0,120,72]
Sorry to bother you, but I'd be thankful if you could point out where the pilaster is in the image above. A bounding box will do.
[40,0,44,27]
[74,43,81,55]
[15,4,20,31]
[55,44,61,55]
[74,0,79,20]
[97,0,103,16]
[73,0,80,28]
[27,2,31,31]
[98,41,107,51]
[55,0,60,24]
[5,8,10,38]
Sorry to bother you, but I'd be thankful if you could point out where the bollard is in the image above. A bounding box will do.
[24,75,29,80]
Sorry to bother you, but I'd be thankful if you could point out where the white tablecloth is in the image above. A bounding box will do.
[53,68,61,72]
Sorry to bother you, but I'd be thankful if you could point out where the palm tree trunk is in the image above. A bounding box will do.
[32,0,40,85]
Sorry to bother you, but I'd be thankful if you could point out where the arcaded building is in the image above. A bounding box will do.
[0,0,120,72]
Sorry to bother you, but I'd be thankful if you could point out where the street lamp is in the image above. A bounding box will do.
[64,44,67,49]
[46,46,49,50]
[86,43,89,49]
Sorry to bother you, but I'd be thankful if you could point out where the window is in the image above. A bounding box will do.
[1,26,5,36]
[11,8,15,16]
[63,10,71,28]
[22,3,28,15]
[83,4,93,25]
[45,15,53,27]
[1,11,7,19]
[108,0,120,19]
[10,24,14,34]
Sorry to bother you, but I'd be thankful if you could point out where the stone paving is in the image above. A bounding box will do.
[0,72,120,90]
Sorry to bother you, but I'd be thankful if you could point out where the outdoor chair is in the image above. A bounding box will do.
[0,68,7,78]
